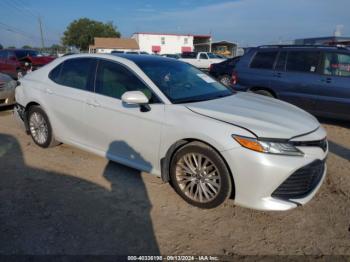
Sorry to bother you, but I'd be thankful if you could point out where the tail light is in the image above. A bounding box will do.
[231,72,238,85]
[209,64,213,72]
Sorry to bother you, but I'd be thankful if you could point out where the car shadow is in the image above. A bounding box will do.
[328,140,350,161]
[0,133,159,255]
[318,117,350,129]
[0,105,14,113]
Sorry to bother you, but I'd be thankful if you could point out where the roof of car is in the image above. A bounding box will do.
[111,53,178,63]
[256,45,350,52]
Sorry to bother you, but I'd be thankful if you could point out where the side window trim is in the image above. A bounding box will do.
[94,58,164,104]
[274,50,287,71]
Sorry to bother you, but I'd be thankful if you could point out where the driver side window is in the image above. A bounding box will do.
[95,60,160,103]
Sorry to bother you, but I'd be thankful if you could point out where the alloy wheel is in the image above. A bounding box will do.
[175,153,221,203]
[29,112,49,145]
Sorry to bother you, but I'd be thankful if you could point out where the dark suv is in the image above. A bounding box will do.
[233,45,350,120]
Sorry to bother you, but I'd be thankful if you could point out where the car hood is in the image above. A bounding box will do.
[186,92,320,139]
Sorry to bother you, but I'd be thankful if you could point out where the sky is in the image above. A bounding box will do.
[0,0,349,48]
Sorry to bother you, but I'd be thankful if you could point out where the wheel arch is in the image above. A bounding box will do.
[249,86,277,98]
[23,101,41,133]
[160,138,235,199]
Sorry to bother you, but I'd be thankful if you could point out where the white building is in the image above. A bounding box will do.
[89,37,139,54]
[132,32,211,55]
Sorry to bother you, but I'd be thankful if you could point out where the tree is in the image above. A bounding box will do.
[22,45,32,49]
[62,18,120,50]
[0,44,3,50]
[7,46,16,49]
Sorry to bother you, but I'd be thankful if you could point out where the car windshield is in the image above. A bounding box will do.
[136,60,233,104]
[14,50,40,59]
[207,53,219,59]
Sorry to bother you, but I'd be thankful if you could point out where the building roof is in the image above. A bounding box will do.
[133,32,211,38]
[89,37,139,50]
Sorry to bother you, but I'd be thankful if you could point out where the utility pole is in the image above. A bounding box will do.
[38,16,45,49]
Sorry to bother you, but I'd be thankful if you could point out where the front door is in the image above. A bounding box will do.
[84,59,164,173]
[315,52,350,119]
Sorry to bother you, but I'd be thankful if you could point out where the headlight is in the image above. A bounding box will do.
[233,135,304,156]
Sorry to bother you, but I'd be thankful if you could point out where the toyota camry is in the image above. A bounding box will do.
[15,54,328,210]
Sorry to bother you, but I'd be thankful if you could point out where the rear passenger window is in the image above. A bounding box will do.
[250,51,278,69]
[323,53,350,77]
[49,63,63,82]
[95,59,159,103]
[52,58,95,90]
[286,51,320,73]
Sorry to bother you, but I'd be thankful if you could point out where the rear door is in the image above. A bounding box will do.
[6,51,18,77]
[45,57,97,145]
[0,51,10,75]
[315,51,350,119]
[271,50,322,113]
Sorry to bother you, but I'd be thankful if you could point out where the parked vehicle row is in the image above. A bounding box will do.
[179,52,226,70]
[0,49,55,79]
[15,53,327,210]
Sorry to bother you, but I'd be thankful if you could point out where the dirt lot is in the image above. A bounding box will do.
[0,107,349,256]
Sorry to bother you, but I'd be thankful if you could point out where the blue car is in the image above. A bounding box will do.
[233,45,350,120]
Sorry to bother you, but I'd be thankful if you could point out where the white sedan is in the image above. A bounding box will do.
[15,54,328,210]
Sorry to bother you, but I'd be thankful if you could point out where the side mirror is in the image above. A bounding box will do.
[121,91,149,105]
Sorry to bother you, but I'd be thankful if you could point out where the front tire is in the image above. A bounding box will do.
[28,106,58,148]
[170,142,232,209]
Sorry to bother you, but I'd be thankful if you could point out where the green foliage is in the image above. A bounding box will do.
[62,18,121,50]
[0,44,3,49]
[7,46,16,49]
[22,45,32,49]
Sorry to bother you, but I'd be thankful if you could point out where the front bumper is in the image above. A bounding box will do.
[0,86,16,107]
[221,136,328,211]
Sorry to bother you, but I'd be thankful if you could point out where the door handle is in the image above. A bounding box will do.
[321,77,332,84]
[45,88,53,94]
[86,100,101,107]
[273,72,282,78]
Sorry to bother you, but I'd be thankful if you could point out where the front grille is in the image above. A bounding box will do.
[272,159,325,200]
[291,138,328,152]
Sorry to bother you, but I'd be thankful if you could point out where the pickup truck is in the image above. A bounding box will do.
[179,52,226,70]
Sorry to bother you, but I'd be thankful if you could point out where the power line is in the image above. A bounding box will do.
[0,1,61,46]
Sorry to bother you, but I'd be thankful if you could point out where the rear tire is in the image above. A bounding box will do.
[253,89,274,97]
[28,106,58,148]
[170,141,232,209]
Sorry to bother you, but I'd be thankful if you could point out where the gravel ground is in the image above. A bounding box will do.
[0,107,349,257]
